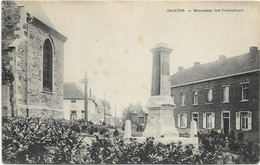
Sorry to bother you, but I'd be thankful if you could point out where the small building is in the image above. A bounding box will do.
[170,46,259,142]
[63,82,103,124]
[2,1,67,118]
[129,111,148,132]
[97,100,105,124]
[105,109,112,126]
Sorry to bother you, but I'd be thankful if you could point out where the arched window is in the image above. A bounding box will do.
[43,38,53,92]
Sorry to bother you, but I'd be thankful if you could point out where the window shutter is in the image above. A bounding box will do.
[226,87,230,102]
[248,112,252,130]
[185,113,187,128]
[203,113,206,129]
[183,94,185,105]
[221,112,223,129]
[209,89,213,102]
[178,114,180,128]
[236,112,240,130]
[212,113,215,129]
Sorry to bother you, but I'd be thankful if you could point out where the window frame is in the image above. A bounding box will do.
[240,111,251,131]
[180,93,185,106]
[241,82,249,101]
[203,112,215,129]
[41,36,55,94]
[192,90,199,105]
[206,88,213,104]
[222,85,230,103]
[178,113,187,128]
[139,117,145,124]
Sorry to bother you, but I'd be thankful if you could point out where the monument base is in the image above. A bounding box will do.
[132,136,199,149]
[143,106,178,138]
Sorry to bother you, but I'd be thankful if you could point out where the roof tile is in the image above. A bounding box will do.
[171,50,259,86]
[64,83,84,99]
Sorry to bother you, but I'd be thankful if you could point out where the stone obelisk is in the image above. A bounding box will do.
[143,43,178,138]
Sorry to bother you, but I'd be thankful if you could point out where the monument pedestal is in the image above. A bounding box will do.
[143,95,178,138]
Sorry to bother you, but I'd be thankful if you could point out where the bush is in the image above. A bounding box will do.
[198,129,226,152]
[2,117,85,164]
[3,117,259,164]
[88,125,95,135]
[113,129,119,137]
[198,129,259,164]
[99,126,109,135]
[85,136,235,164]
[85,136,197,164]
[233,140,259,164]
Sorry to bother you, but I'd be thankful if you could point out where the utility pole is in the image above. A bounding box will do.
[115,103,117,128]
[82,72,88,121]
[103,92,106,124]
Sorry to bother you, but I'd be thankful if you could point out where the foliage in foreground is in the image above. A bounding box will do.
[2,117,259,164]
[2,117,107,164]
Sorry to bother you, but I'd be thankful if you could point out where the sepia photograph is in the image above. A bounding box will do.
[1,0,259,164]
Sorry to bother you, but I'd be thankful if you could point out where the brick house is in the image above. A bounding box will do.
[170,46,259,142]
[2,1,67,118]
[129,111,148,132]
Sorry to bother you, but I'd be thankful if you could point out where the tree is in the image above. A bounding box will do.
[101,100,111,110]
[121,102,143,122]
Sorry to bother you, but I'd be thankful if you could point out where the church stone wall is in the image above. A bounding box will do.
[2,1,65,118]
[14,23,64,118]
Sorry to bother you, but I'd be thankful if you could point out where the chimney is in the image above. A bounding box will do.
[250,46,258,55]
[194,62,200,68]
[178,66,184,72]
[89,89,92,98]
[219,55,226,60]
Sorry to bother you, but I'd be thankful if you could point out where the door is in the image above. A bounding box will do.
[70,111,77,120]
[192,112,199,127]
[222,112,230,134]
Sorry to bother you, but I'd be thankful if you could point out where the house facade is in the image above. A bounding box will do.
[129,111,148,132]
[2,1,67,118]
[63,83,104,124]
[171,46,259,142]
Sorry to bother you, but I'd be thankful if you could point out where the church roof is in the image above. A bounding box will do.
[171,47,260,87]
[64,83,84,99]
[15,1,56,30]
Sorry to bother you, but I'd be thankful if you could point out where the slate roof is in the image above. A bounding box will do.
[171,49,260,87]
[15,1,56,30]
[64,83,84,99]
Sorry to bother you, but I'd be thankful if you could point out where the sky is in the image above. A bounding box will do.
[37,1,259,117]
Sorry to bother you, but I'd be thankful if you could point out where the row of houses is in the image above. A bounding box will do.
[171,46,259,141]
[63,82,113,125]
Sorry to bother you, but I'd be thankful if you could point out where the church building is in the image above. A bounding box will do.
[2,1,67,118]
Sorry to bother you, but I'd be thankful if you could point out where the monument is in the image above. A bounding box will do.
[129,43,198,147]
[143,43,178,138]
[124,120,132,139]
